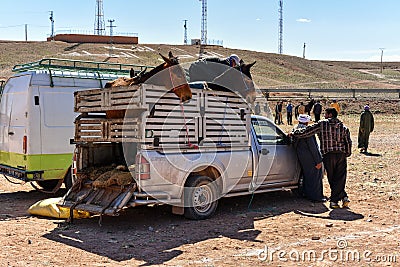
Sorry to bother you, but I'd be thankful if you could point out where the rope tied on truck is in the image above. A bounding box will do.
[179,102,199,149]
[169,66,199,149]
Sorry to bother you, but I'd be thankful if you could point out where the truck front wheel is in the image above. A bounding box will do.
[184,175,218,220]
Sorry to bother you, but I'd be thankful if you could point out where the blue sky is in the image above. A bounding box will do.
[0,0,399,61]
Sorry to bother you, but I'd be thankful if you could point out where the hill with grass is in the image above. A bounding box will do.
[1,41,400,90]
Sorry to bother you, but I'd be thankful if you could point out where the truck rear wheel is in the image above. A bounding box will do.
[184,175,218,220]
[35,179,62,192]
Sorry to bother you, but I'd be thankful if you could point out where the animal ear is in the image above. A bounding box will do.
[248,61,256,68]
[168,51,174,58]
[239,59,244,65]
[159,53,172,64]
[130,68,135,78]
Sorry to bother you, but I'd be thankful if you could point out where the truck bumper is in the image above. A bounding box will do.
[127,191,181,207]
[0,163,44,181]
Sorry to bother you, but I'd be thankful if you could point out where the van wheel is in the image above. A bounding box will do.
[184,175,218,220]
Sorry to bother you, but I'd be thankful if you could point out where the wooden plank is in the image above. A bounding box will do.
[76,125,103,131]
[110,91,137,99]
[76,131,103,137]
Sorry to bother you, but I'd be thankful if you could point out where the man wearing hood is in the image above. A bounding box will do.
[292,114,325,202]
[358,105,374,154]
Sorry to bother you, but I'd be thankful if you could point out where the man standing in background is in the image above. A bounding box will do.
[358,105,374,153]
[330,99,340,114]
[312,100,322,122]
[286,101,293,125]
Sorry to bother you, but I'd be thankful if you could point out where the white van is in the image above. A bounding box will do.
[0,58,151,192]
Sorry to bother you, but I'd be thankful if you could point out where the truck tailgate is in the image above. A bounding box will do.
[59,180,137,216]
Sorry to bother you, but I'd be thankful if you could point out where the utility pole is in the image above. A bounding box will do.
[303,43,306,59]
[108,19,116,56]
[49,11,55,41]
[379,48,385,73]
[183,20,188,45]
[25,24,28,42]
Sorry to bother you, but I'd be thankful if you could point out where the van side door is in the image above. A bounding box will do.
[0,75,30,158]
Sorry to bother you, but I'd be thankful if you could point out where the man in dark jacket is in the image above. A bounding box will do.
[286,101,294,125]
[290,107,352,209]
[312,100,322,122]
[358,105,374,153]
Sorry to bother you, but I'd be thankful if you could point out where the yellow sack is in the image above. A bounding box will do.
[28,197,91,219]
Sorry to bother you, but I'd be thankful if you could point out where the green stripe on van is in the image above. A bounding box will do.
[0,151,72,180]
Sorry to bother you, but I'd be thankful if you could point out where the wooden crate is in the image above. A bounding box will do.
[75,116,141,142]
[74,85,142,112]
[74,83,251,147]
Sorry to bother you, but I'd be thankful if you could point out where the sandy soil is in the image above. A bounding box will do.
[0,113,399,267]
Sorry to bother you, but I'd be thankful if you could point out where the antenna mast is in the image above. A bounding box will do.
[200,0,207,45]
[183,20,188,45]
[278,0,283,54]
[94,0,106,35]
[199,0,207,57]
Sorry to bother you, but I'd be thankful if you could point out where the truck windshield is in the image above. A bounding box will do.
[251,118,286,144]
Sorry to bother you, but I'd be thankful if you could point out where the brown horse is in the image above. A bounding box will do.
[105,51,192,102]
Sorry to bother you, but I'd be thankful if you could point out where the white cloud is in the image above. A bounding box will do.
[256,18,261,21]
[297,18,311,23]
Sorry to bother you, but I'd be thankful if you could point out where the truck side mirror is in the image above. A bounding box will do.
[240,109,245,120]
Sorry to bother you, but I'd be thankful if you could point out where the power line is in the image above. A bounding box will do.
[0,24,26,28]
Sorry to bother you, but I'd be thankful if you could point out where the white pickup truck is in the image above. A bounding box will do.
[60,82,301,220]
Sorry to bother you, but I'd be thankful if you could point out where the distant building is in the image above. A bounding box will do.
[47,34,138,45]
[191,39,201,45]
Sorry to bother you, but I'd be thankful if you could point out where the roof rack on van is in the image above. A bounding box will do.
[12,58,154,76]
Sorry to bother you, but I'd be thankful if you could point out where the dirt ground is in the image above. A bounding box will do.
[1,112,399,267]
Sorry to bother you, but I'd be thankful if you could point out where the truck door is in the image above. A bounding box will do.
[251,117,298,189]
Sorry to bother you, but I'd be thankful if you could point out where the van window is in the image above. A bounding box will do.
[43,92,75,127]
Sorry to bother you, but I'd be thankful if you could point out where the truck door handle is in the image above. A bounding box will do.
[260,148,269,155]
[8,132,14,135]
